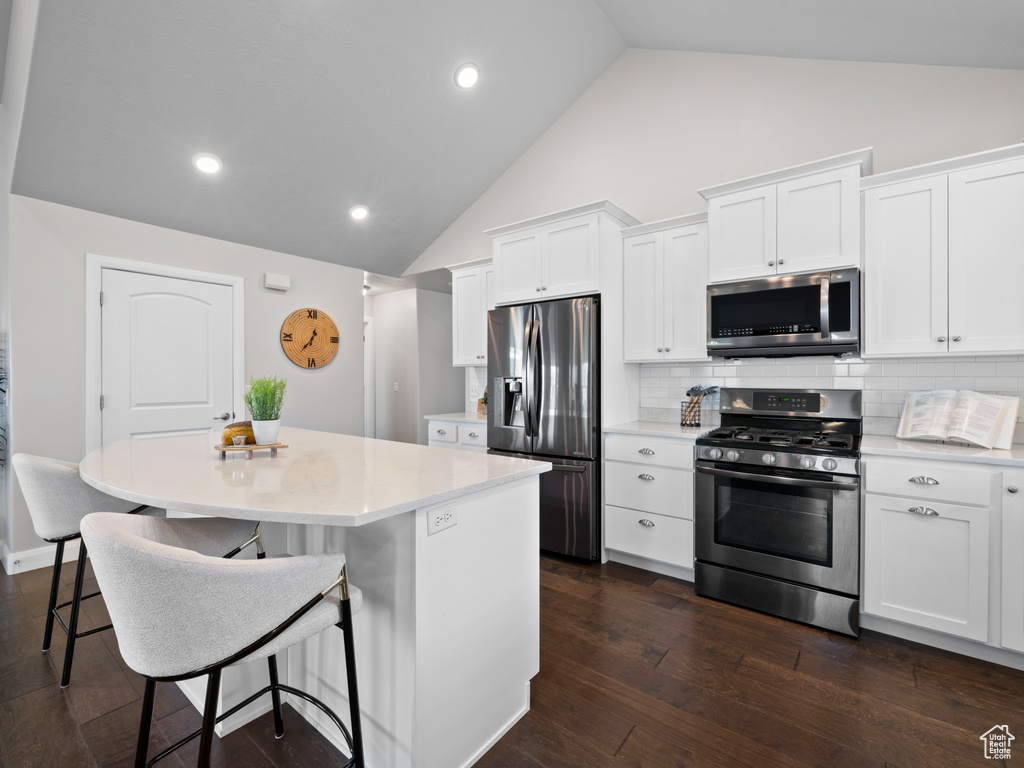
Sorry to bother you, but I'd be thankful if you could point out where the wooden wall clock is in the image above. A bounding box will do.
[280,308,339,368]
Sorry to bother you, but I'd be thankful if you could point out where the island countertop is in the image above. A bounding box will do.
[79,426,550,526]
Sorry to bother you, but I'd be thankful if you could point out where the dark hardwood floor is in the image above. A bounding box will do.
[2,554,1021,767]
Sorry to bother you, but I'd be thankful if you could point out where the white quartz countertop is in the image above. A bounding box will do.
[424,412,487,423]
[603,421,709,441]
[861,435,1024,468]
[79,427,550,526]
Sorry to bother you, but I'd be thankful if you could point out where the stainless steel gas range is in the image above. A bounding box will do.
[694,388,862,637]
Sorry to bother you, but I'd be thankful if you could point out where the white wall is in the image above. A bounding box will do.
[373,289,463,445]
[6,195,364,555]
[406,49,1024,274]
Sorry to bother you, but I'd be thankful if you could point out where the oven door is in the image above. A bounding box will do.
[694,461,859,596]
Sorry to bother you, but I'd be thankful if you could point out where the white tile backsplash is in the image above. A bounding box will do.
[638,354,1024,442]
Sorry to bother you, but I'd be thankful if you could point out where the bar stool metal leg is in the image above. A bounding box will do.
[341,597,364,767]
[134,678,157,768]
[60,541,90,687]
[42,540,65,652]
[197,670,222,768]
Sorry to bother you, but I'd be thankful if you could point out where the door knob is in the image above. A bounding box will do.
[213,412,231,421]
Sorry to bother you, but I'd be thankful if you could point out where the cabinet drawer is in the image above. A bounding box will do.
[605,461,692,519]
[865,458,998,507]
[606,506,693,568]
[428,421,458,444]
[457,424,487,448]
[604,436,694,470]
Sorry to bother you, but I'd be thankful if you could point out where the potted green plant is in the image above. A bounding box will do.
[244,375,287,445]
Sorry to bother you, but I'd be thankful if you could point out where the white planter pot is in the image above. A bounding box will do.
[251,419,281,445]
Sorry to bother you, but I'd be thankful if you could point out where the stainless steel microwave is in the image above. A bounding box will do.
[706,269,859,358]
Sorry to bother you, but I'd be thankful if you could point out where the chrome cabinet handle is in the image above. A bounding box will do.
[952,336,962,342]
[535,287,541,292]
[437,428,447,435]
[909,476,939,485]
[665,347,671,352]
[638,473,655,481]
[638,448,655,455]
[657,347,664,352]
[937,336,946,342]
[778,259,785,265]
[1009,487,1019,494]
[909,506,940,517]
[213,412,231,421]
[638,519,655,527]
[767,260,775,266]
[469,432,479,438]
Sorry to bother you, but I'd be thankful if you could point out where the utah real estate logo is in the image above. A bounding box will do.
[980,725,1014,759]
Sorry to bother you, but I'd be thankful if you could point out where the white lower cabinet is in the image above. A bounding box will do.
[427,420,487,453]
[864,494,990,642]
[1001,473,1024,652]
[603,433,695,573]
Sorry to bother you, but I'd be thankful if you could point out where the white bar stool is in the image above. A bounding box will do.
[12,453,265,687]
[81,512,364,768]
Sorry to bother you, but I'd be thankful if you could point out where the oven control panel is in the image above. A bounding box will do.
[697,446,859,476]
[752,392,821,413]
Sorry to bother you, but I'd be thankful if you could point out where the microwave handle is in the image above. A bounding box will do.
[819,277,831,339]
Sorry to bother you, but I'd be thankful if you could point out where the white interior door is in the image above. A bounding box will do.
[364,318,375,438]
[101,269,236,443]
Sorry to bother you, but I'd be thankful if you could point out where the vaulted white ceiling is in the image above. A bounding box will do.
[10,1,1024,278]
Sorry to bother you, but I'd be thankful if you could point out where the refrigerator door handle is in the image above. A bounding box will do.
[522,313,533,439]
[531,315,542,438]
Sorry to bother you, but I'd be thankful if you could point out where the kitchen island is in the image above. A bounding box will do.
[79,427,550,768]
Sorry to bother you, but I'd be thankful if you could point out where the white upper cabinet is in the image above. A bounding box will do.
[700,149,871,284]
[488,202,639,306]
[449,263,494,366]
[622,215,709,363]
[863,146,1024,358]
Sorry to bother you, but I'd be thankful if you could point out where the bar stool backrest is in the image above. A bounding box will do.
[13,453,140,541]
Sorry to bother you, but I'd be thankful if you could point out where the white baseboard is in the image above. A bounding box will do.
[2,539,82,575]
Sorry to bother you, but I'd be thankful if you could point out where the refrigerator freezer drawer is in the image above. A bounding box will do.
[605,461,693,519]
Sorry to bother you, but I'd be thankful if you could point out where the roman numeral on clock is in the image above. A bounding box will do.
[307,309,317,319]
[308,358,317,368]
[330,336,339,344]
[282,332,293,342]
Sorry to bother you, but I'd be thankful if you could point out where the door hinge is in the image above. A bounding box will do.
[99,291,104,306]
[99,395,105,410]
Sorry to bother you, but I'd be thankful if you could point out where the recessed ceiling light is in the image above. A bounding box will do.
[191,153,222,174]
[455,63,479,89]
[350,204,369,221]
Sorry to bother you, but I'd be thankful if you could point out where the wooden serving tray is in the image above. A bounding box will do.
[215,442,288,459]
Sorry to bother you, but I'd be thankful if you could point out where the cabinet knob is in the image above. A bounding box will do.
[437,429,446,435]
[657,347,664,352]
[937,336,946,342]
[952,336,962,342]
[638,448,655,455]
[908,506,940,517]
[1009,487,1019,494]
[778,259,785,265]
[909,476,939,485]
[469,432,479,438]
[638,473,655,481]
[767,260,775,267]
[638,519,655,527]
[665,347,670,352]
[542,286,547,291]
[536,287,541,292]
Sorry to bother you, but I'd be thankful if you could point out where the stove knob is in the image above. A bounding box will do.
[822,458,838,471]
[706,448,723,460]
[761,453,777,466]
[725,450,740,462]
[800,456,816,470]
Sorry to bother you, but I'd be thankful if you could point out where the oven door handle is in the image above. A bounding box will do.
[696,465,859,491]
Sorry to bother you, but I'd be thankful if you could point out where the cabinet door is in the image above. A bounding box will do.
[622,232,664,362]
[948,158,1024,354]
[493,231,542,305]
[451,268,486,366]
[708,186,777,283]
[777,166,860,273]
[483,265,496,311]
[663,222,710,362]
[863,177,949,357]
[543,215,600,299]
[1002,475,1024,652]
[864,494,989,642]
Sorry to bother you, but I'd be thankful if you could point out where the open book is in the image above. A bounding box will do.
[897,390,1021,450]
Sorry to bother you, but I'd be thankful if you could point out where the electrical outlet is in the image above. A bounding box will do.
[393,382,399,392]
[469,383,481,398]
[427,504,457,536]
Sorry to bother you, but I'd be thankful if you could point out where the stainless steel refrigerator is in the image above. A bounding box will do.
[487,296,599,560]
